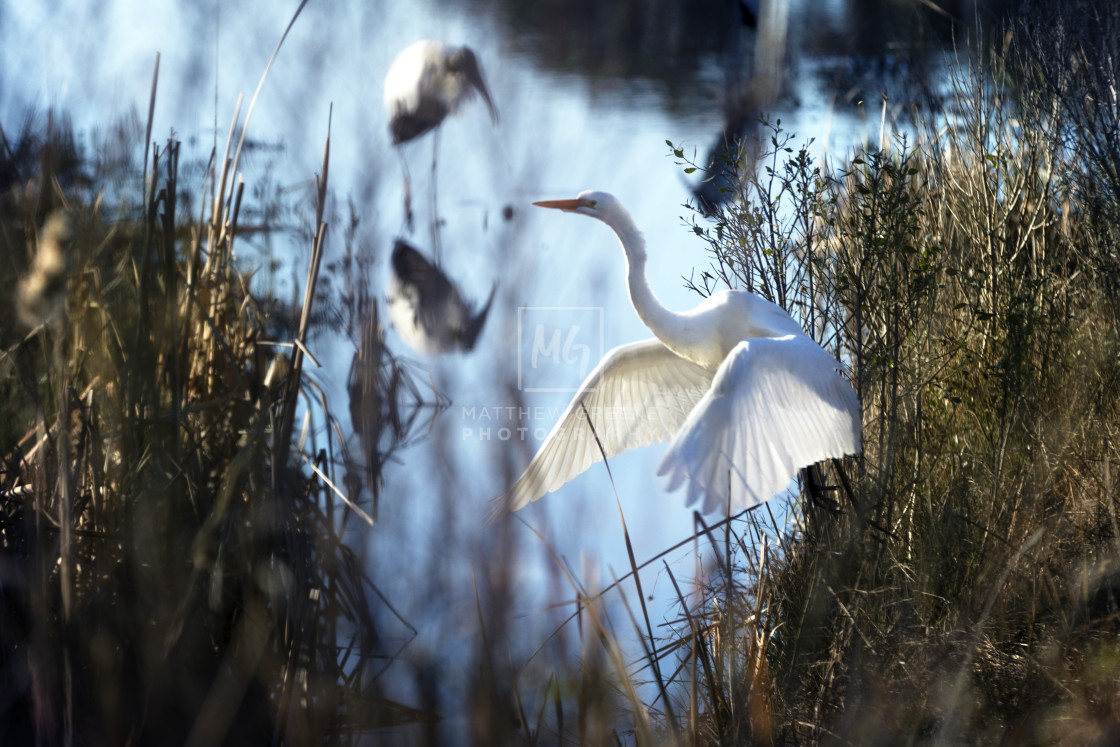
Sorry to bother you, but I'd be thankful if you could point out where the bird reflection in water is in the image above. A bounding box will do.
[386,239,497,356]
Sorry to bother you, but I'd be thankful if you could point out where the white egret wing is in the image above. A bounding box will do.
[503,339,714,511]
[658,335,860,514]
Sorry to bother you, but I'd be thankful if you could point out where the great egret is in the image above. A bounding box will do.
[386,240,496,355]
[383,40,499,145]
[503,191,860,515]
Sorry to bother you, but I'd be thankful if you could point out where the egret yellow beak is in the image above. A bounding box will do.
[533,198,593,211]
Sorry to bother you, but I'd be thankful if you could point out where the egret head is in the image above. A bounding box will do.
[533,190,621,219]
[533,191,644,260]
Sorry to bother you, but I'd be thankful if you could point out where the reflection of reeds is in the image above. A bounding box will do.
[347,302,448,522]
[0,49,422,747]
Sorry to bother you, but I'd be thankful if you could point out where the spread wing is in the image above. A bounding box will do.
[501,339,714,512]
[658,335,861,514]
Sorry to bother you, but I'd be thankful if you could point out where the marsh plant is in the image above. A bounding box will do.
[648,5,1120,744]
[0,52,443,742]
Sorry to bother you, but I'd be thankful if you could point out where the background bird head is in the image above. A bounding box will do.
[446,46,498,123]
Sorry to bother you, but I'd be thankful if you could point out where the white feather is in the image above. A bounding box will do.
[503,340,713,511]
[658,335,861,514]
[383,41,453,117]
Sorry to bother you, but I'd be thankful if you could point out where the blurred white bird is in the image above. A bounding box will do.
[17,210,74,327]
[384,40,499,145]
[386,240,496,355]
[503,191,860,515]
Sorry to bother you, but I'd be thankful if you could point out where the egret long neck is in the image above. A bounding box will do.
[609,218,697,361]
